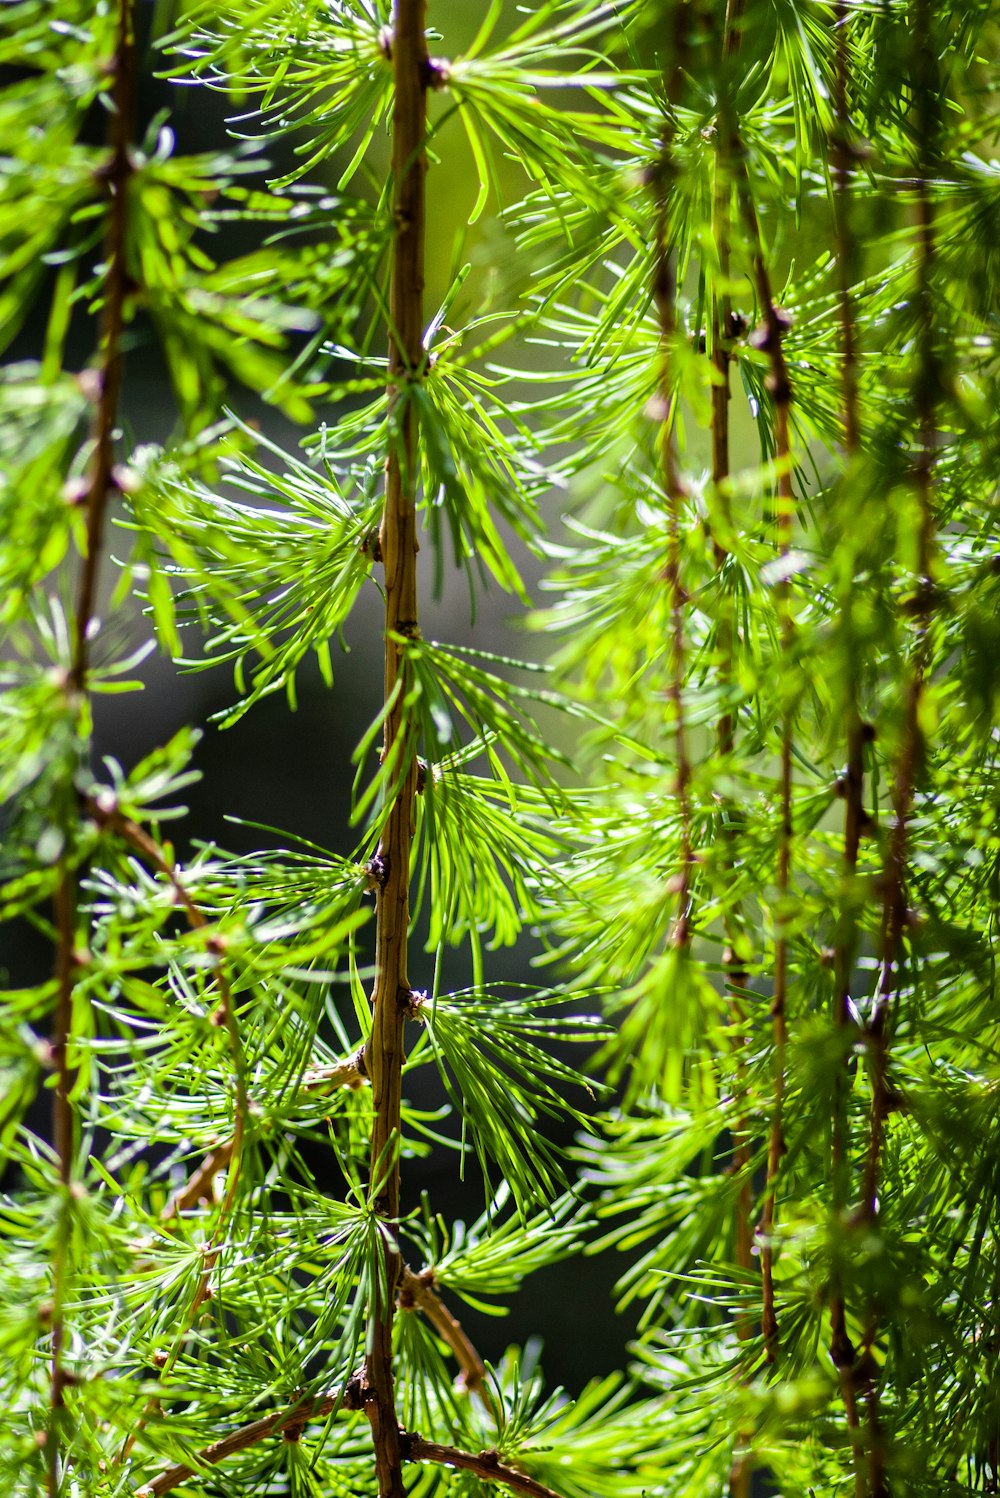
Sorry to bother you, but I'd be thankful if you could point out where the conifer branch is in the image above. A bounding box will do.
[97,799,255,1466]
[48,3,136,1488]
[403,1435,567,1498]
[136,1385,362,1497]
[86,794,366,1221]
[48,875,76,1497]
[736,176,794,1373]
[70,0,135,697]
[832,4,861,456]
[83,796,257,1224]
[653,0,693,949]
[397,1266,493,1410]
[712,13,754,1496]
[159,1049,366,1221]
[862,7,940,1489]
[366,3,429,1493]
[137,1390,568,1498]
[828,6,867,1465]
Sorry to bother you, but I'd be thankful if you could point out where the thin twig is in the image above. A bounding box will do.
[137,1389,569,1498]
[94,801,255,1463]
[47,2,135,1488]
[83,795,366,1218]
[861,6,939,1491]
[828,9,867,1481]
[735,177,795,1370]
[652,0,694,948]
[398,1266,494,1411]
[135,1385,361,1497]
[160,1056,365,1220]
[365,4,428,1494]
[48,878,76,1498]
[134,1265,491,1494]
[70,0,135,696]
[710,11,754,1496]
[404,1436,567,1498]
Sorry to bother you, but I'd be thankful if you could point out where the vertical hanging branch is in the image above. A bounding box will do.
[70,0,135,698]
[48,2,135,1489]
[862,5,939,1490]
[652,1,694,950]
[710,11,753,1496]
[828,0,866,1458]
[365,4,428,1495]
[736,177,794,1368]
[708,0,744,578]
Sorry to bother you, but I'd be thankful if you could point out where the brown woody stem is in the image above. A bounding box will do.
[99,802,254,1464]
[653,2,693,949]
[136,1386,362,1497]
[404,1436,566,1498]
[138,1390,569,1498]
[71,0,135,696]
[48,3,135,1489]
[398,1267,493,1410]
[364,3,428,1494]
[861,8,939,1492]
[736,181,794,1370]
[711,12,753,1497]
[828,11,867,1481]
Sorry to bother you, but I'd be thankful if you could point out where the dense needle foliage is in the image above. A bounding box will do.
[2,1,1000,1496]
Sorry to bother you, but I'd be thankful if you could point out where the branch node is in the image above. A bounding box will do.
[422,56,450,89]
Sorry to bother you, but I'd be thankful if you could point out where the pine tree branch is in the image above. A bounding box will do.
[831,3,861,457]
[136,1390,568,1498]
[70,0,135,697]
[398,1266,493,1411]
[83,793,366,1215]
[366,4,429,1494]
[135,1384,364,1497]
[160,1048,367,1221]
[47,3,136,1489]
[713,17,754,1498]
[862,9,940,1491]
[88,799,256,1465]
[652,1,694,949]
[83,796,258,1208]
[404,1435,567,1498]
[828,8,868,1470]
[48,875,76,1498]
[736,173,795,1376]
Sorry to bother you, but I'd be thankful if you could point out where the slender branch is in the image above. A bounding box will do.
[71,0,135,695]
[135,1385,362,1498]
[48,877,76,1498]
[831,3,861,456]
[83,798,267,1214]
[653,0,693,948]
[137,1390,569,1498]
[735,177,794,1370]
[710,13,754,1496]
[365,4,428,1494]
[136,1267,493,1495]
[828,10,867,1479]
[83,795,365,1219]
[51,882,77,1189]
[404,1436,567,1498]
[160,1055,364,1220]
[92,801,256,1464]
[47,3,135,1489]
[398,1267,493,1410]
[861,8,939,1491]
